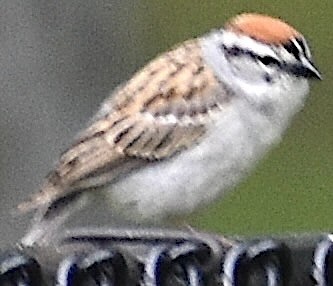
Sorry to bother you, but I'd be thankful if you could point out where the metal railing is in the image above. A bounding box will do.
[1,226,332,285]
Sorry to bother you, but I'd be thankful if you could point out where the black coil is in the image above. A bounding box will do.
[1,228,333,285]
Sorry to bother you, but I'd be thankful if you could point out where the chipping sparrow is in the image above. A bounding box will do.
[19,13,321,245]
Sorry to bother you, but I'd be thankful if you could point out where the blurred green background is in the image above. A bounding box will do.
[0,1,332,246]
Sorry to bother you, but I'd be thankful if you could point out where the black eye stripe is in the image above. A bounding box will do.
[296,38,306,54]
[258,56,281,66]
[225,46,242,56]
[221,44,280,67]
[295,37,312,59]
[220,43,318,79]
[221,44,259,60]
[283,41,301,60]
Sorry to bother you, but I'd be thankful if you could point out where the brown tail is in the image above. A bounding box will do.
[17,127,123,213]
[17,183,63,213]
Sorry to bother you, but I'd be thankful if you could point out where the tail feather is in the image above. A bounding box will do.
[17,183,62,213]
[17,131,122,214]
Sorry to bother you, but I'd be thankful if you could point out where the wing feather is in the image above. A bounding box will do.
[18,39,231,212]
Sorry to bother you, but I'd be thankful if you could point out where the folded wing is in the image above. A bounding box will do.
[17,39,230,212]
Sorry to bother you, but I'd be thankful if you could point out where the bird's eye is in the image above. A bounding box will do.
[258,56,280,66]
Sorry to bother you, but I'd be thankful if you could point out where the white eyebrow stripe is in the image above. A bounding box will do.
[292,38,303,54]
[301,37,312,59]
[221,30,278,59]
[292,37,312,59]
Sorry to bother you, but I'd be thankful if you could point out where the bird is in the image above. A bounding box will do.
[18,13,321,246]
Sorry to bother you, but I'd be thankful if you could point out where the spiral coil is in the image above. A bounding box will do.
[1,228,332,285]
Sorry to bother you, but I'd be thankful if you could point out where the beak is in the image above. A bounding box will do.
[301,57,322,80]
[285,56,322,80]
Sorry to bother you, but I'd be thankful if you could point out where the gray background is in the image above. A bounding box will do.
[0,0,145,246]
[0,1,332,248]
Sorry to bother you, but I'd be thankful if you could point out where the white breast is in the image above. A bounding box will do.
[109,97,284,222]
